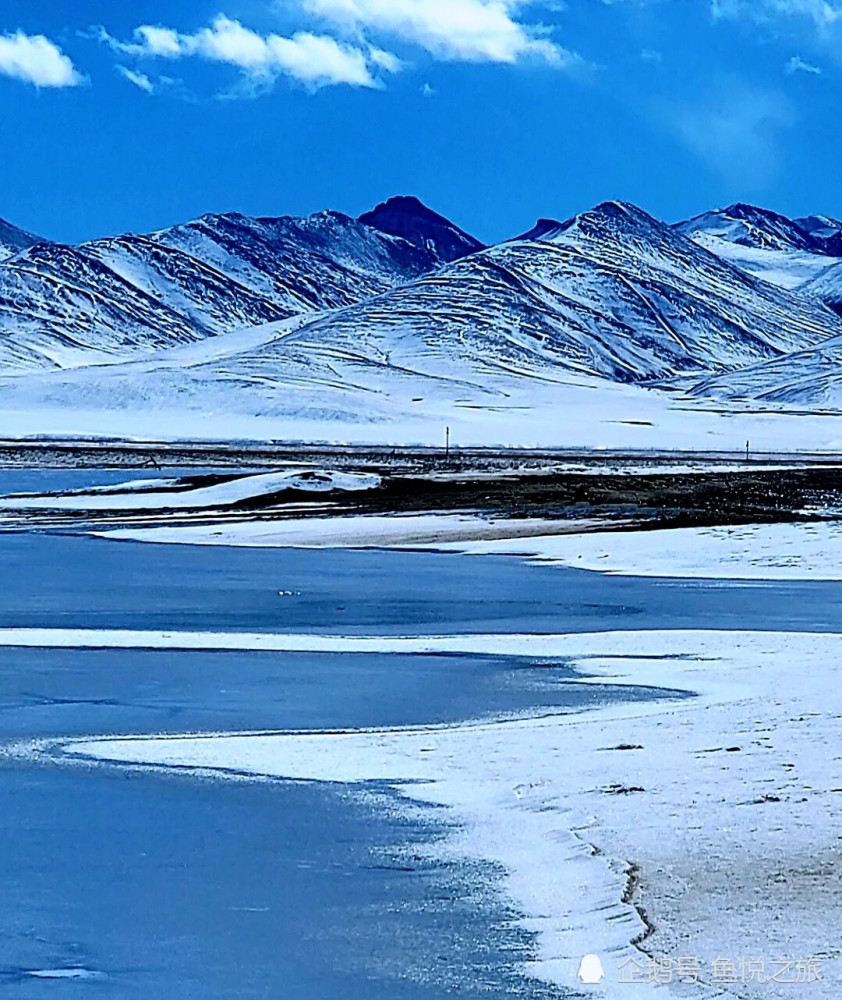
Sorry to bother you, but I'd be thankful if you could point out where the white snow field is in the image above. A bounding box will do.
[18,628,839,999]
[681,232,833,290]
[5,369,842,452]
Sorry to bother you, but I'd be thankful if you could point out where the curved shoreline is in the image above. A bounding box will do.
[13,628,839,998]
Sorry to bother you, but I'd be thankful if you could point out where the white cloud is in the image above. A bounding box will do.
[711,0,842,28]
[116,65,155,92]
[786,53,823,71]
[300,0,570,65]
[0,30,81,88]
[668,80,794,187]
[101,15,391,89]
[369,46,403,72]
[135,26,184,57]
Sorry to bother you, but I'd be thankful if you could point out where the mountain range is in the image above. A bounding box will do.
[3,194,842,439]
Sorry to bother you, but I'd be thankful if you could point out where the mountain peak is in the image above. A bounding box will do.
[795,215,842,253]
[585,200,661,227]
[544,200,665,243]
[513,218,566,242]
[367,195,434,218]
[359,195,484,263]
[512,202,662,245]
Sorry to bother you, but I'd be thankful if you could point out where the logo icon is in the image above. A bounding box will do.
[578,954,605,985]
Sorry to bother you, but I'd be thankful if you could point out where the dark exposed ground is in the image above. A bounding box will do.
[2,444,842,534]
[352,466,842,528]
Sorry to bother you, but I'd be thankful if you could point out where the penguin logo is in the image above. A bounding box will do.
[577,954,605,985]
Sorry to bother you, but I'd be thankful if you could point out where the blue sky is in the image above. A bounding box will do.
[0,0,840,244]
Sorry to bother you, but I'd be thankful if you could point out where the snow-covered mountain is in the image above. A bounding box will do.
[673,204,841,290]
[154,209,440,310]
[241,200,839,391]
[0,217,41,261]
[795,215,842,253]
[675,203,821,253]
[686,336,842,406]
[0,205,457,373]
[4,195,842,439]
[6,199,842,437]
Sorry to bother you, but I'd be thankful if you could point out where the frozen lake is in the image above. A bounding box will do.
[1,470,841,998]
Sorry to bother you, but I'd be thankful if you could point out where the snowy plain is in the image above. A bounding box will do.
[5,376,842,455]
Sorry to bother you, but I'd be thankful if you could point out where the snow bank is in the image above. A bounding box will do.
[96,514,604,549]
[432,521,842,581]
[34,629,841,999]
[97,513,842,584]
[0,469,380,512]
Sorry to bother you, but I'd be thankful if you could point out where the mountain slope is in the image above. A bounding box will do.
[155,209,440,310]
[0,205,452,373]
[236,200,840,390]
[796,261,842,316]
[0,218,42,261]
[686,336,842,406]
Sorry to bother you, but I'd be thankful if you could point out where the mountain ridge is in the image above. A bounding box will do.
[0,217,43,262]
[0,198,470,372]
[3,196,842,416]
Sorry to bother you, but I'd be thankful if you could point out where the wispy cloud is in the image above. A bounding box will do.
[116,65,154,92]
[0,30,82,88]
[300,0,572,65]
[785,53,823,71]
[667,79,794,186]
[711,0,842,29]
[97,15,395,90]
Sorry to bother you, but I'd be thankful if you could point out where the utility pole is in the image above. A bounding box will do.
[445,426,450,460]
[745,440,750,462]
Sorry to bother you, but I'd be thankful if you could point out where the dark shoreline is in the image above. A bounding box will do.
[2,455,842,537]
[1,438,841,471]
